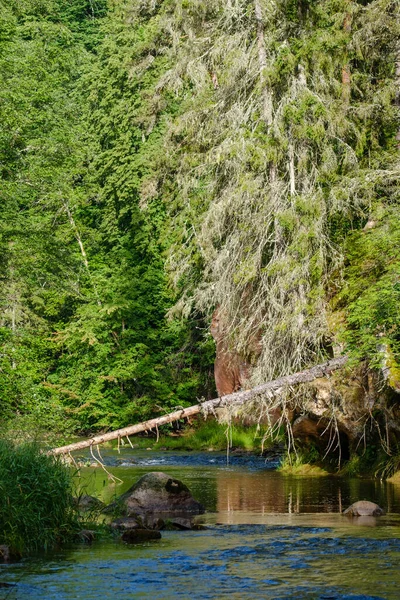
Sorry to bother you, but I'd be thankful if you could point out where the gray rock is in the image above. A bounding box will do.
[109,472,204,518]
[343,500,384,517]
[0,545,10,562]
[121,529,161,543]
[168,517,193,530]
[74,494,104,512]
[111,517,142,531]
[76,529,96,543]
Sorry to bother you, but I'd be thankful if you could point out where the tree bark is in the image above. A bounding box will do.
[50,356,348,455]
[342,4,352,104]
[288,143,296,196]
[64,202,90,271]
[254,0,273,126]
[64,201,101,306]
[395,43,400,148]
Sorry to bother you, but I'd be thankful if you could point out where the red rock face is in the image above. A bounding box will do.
[210,308,250,396]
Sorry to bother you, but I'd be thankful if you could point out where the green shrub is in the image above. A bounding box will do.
[375,447,400,480]
[0,439,78,555]
[338,209,400,368]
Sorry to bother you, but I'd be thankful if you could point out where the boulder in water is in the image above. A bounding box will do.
[343,500,384,517]
[110,472,204,518]
[121,529,161,543]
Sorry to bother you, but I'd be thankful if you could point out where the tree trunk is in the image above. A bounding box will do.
[64,201,101,306]
[64,202,90,271]
[50,356,348,455]
[254,0,273,126]
[342,4,352,104]
[288,143,296,196]
[396,43,400,148]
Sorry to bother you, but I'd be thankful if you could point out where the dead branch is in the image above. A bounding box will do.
[50,356,347,455]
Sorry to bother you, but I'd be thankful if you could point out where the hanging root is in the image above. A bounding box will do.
[89,444,123,484]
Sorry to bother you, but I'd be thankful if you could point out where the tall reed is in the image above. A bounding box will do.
[0,439,78,554]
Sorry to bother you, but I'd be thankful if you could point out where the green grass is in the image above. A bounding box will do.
[0,439,80,555]
[279,459,329,477]
[278,449,330,476]
[113,419,278,453]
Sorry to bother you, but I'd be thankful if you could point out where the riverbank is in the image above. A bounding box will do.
[78,420,281,454]
[62,418,400,481]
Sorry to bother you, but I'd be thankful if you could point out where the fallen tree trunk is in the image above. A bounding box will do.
[50,356,348,455]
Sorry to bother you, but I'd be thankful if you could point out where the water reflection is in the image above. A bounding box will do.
[2,452,400,599]
[215,470,400,515]
[79,451,400,516]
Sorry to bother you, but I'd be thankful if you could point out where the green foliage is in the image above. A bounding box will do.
[0,0,214,433]
[375,448,400,480]
[131,419,276,452]
[55,0,108,49]
[142,0,399,383]
[41,0,216,431]
[340,443,388,477]
[1,0,399,439]
[335,208,400,368]
[0,0,95,428]
[338,454,360,477]
[278,448,330,476]
[0,439,78,554]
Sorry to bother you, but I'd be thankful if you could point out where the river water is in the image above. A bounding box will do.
[1,450,400,599]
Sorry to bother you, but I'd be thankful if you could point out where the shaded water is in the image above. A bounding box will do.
[1,450,400,599]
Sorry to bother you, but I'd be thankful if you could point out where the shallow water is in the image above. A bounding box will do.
[1,450,400,599]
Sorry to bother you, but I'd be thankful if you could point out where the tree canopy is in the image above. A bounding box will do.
[0,0,399,435]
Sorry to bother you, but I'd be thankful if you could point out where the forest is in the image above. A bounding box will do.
[1,0,399,463]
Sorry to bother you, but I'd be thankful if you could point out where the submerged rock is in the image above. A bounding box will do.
[168,517,193,530]
[121,529,161,543]
[343,500,384,517]
[109,471,204,517]
[111,515,203,531]
[111,516,165,531]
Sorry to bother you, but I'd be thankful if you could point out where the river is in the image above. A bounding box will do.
[1,450,400,599]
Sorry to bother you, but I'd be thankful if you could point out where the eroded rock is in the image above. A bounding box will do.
[211,307,251,396]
